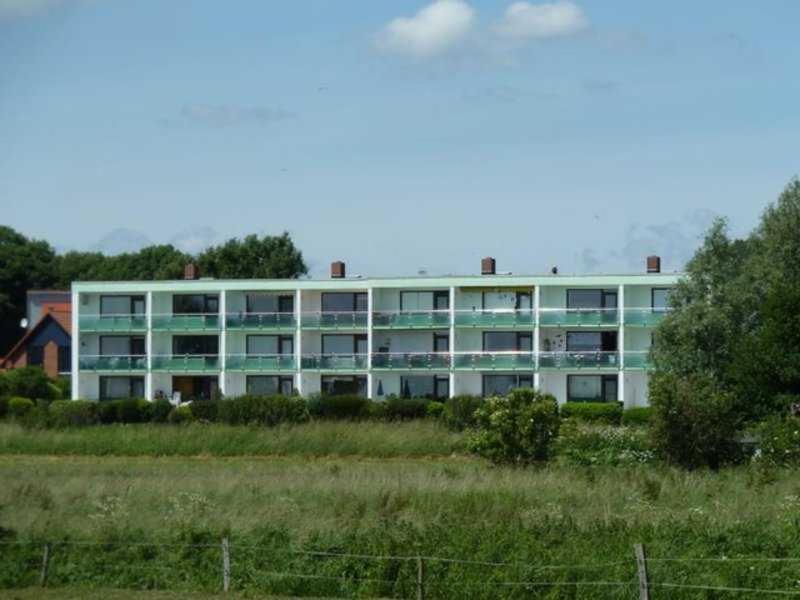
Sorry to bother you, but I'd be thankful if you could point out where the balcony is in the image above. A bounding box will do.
[371,352,450,370]
[79,355,146,372]
[225,354,296,372]
[301,354,368,370]
[226,312,296,331]
[539,351,620,370]
[301,312,368,330]
[538,309,618,327]
[79,315,147,333]
[373,311,450,329]
[453,352,535,371]
[454,309,535,329]
[151,314,219,331]
[151,354,220,372]
[624,308,668,327]
[623,351,653,370]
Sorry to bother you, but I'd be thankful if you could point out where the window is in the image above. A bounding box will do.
[399,291,449,311]
[246,335,293,355]
[173,294,219,314]
[246,293,294,313]
[567,289,617,309]
[172,336,218,355]
[100,376,145,400]
[434,291,450,310]
[482,374,533,397]
[322,334,367,354]
[433,333,449,353]
[566,331,617,352]
[567,375,618,402]
[483,331,532,351]
[399,375,450,399]
[321,292,367,312]
[321,375,367,397]
[28,345,44,366]
[247,375,294,395]
[651,288,671,312]
[100,336,145,355]
[101,295,145,316]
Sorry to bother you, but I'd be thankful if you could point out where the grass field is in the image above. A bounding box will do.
[1,422,800,598]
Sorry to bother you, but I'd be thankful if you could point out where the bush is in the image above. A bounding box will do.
[755,416,800,466]
[621,407,653,427]
[426,401,445,419]
[217,395,310,426]
[3,367,59,400]
[167,405,193,424]
[308,394,371,420]
[150,399,173,423]
[54,376,71,400]
[115,398,149,423]
[8,397,34,418]
[556,423,654,466]
[97,401,119,424]
[48,400,98,427]
[443,395,483,431]
[560,402,622,425]
[0,396,8,419]
[384,396,428,420]
[190,400,220,422]
[468,388,560,465]
[650,372,743,469]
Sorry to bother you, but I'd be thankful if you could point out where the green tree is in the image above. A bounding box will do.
[0,227,58,354]
[198,233,307,279]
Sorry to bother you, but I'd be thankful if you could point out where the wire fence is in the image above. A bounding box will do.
[2,538,800,598]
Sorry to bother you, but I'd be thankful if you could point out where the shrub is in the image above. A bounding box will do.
[48,400,98,427]
[0,396,8,419]
[217,395,310,426]
[190,400,220,422]
[98,401,119,424]
[8,397,34,418]
[443,395,483,431]
[54,376,71,400]
[167,405,193,424]
[621,407,653,427]
[468,388,560,465]
[755,416,800,466]
[150,399,173,423]
[560,402,622,425]
[3,367,59,400]
[116,399,147,423]
[555,423,654,466]
[426,401,445,419]
[384,397,428,420]
[649,372,743,469]
[368,401,387,420]
[308,395,371,420]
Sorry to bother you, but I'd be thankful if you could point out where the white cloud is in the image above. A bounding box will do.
[494,1,588,40]
[376,0,476,58]
[0,0,63,19]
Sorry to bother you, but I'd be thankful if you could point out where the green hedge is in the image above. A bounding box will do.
[48,400,98,427]
[8,397,34,418]
[621,406,653,427]
[384,396,429,420]
[216,395,310,426]
[560,402,623,425]
[307,394,371,420]
[443,395,483,431]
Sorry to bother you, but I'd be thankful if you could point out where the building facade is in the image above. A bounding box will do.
[70,258,679,407]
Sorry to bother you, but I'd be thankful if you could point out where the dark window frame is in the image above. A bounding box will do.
[100,295,146,316]
[566,374,619,403]
[246,375,294,396]
[566,289,618,309]
[433,332,450,353]
[651,287,671,312]
[99,375,145,400]
[99,335,145,356]
[321,292,368,313]
[398,290,450,311]
[481,374,533,397]
[399,375,450,399]
[245,334,294,356]
[480,289,533,310]
[322,334,367,354]
[565,331,617,352]
[172,335,219,356]
[172,294,219,315]
[321,375,368,397]
[245,293,295,314]
[482,331,532,352]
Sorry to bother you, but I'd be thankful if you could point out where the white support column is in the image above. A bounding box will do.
[219,290,227,396]
[448,286,455,398]
[533,285,541,390]
[145,291,153,401]
[295,289,303,396]
[618,284,625,403]
[367,287,374,399]
[71,289,79,400]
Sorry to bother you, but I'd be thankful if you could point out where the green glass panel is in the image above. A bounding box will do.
[152,315,219,331]
[453,353,534,370]
[301,312,368,329]
[151,355,220,371]
[225,355,296,371]
[79,315,147,332]
[371,353,451,369]
[624,309,666,327]
[539,310,618,327]
[373,311,451,328]
[301,354,368,370]
[79,356,147,371]
[539,352,620,369]
[623,352,652,369]
[226,313,296,330]
[454,310,535,328]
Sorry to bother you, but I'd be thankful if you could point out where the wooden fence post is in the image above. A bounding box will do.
[416,556,425,600]
[39,543,51,587]
[222,536,230,593]
[634,543,650,600]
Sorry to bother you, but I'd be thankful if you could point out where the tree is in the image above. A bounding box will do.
[198,233,307,279]
[0,227,58,354]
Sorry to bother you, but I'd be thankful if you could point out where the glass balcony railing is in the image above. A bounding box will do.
[225,354,296,371]
[301,312,368,329]
[301,354,369,370]
[79,315,147,332]
[151,354,220,372]
[538,309,619,327]
[454,310,535,328]
[373,311,450,329]
[453,352,535,370]
[79,355,147,371]
[371,352,451,370]
[151,314,219,331]
[623,352,653,369]
[623,308,668,327]
[539,351,620,369]
[226,312,296,330]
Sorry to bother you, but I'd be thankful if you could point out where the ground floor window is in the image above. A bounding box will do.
[400,375,449,399]
[172,376,218,402]
[321,375,367,397]
[100,376,145,400]
[482,374,533,397]
[567,374,618,402]
[247,375,294,396]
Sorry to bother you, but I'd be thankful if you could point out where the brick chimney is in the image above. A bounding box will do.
[331,261,346,279]
[646,256,661,274]
[481,257,496,275]
[184,263,200,280]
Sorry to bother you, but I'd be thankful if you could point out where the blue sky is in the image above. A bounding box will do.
[1,0,798,277]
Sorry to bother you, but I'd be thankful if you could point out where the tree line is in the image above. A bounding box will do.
[0,228,308,354]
